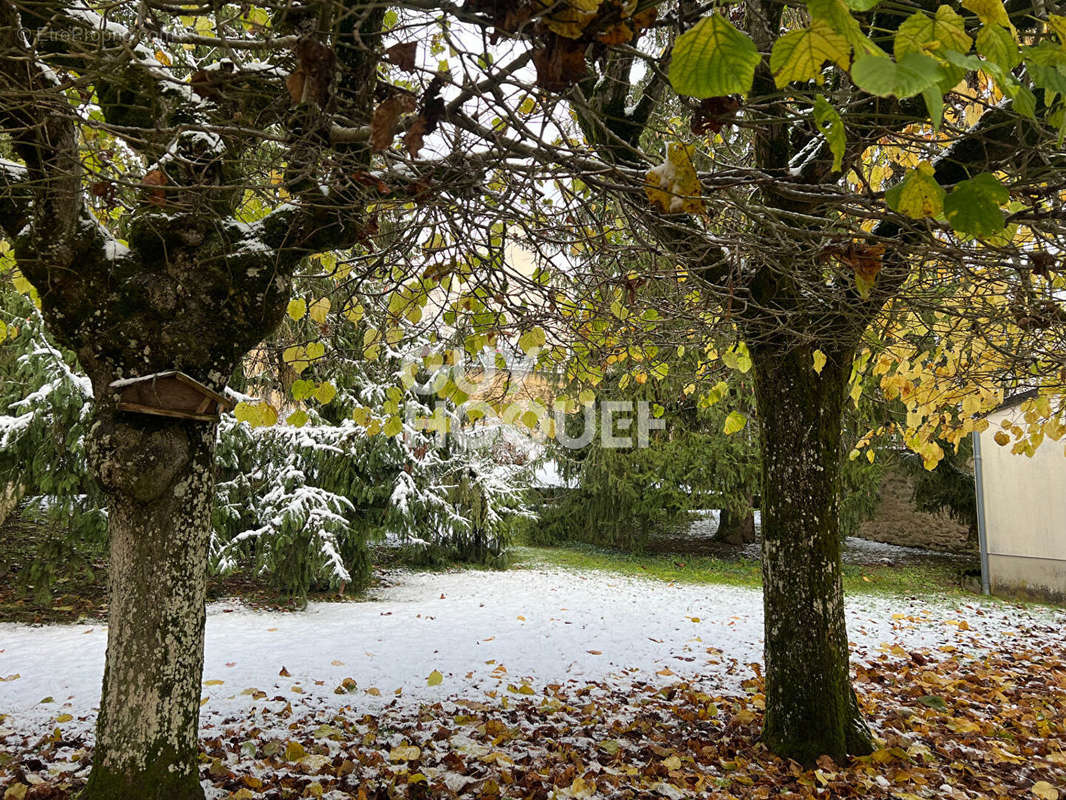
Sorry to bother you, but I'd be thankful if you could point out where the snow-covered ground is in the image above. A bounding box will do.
[669,509,970,563]
[1,566,1062,745]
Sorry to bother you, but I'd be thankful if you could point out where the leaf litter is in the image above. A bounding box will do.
[1,567,1065,798]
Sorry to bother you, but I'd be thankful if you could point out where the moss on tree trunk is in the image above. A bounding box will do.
[751,342,873,765]
[81,413,216,800]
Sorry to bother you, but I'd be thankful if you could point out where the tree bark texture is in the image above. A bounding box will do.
[81,415,216,800]
[750,341,874,764]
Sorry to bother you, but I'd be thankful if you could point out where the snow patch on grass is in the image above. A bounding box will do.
[1,566,1062,745]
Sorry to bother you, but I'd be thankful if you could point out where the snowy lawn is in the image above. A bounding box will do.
[2,565,1065,798]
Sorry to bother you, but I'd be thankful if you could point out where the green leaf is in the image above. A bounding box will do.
[917,694,949,711]
[1050,13,1066,44]
[976,24,1020,70]
[943,173,1009,238]
[383,415,403,437]
[426,669,443,687]
[286,409,309,427]
[808,0,882,54]
[291,379,315,401]
[884,161,946,219]
[851,51,945,98]
[770,19,851,87]
[723,410,747,435]
[893,7,971,60]
[922,84,944,131]
[721,341,752,373]
[813,96,846,172]
[668,14,761,98]
[1023,43,1066,104]
[518,326,546,354]
[844,0,880,10]
[1008,82,1037,119]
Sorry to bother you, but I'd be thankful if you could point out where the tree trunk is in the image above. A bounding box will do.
[81,412,216,800]
[750,342,873,764]
[715,505,756,545]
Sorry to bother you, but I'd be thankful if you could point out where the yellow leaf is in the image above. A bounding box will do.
[813,349,827,374]
[308,297,331,324]
[4,783,28,800]
[947,717,982,734]
[154,49,172,66]
[204,679,224,686]
[962,0,1015,31]
[426,669,443,686]
[283,345,309,373]
[770,19,851,88]
[55,713,73,723]
[994,430,1011,446]
[233,401,277,428]
[389,744,421,762]
[284,740,306,761]
[885,161,945,219]
[287,298,307,320]
[1033,781,1060,800]
[538,0,602,38]
[645,143,705,215]
[314,381,337,405]
[723,410,747,435]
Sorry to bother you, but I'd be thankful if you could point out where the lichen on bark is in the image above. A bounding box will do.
[751,338,874,764]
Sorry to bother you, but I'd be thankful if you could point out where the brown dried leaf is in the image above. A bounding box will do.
[405,116,428,158]
[286,70,306,104]
[691,96,741,135]
[385,42,418,73]
[370,94,416,152]
[141,169,167,207]
[597,22,634,46]
[290,37,335,107]
[822,242,886,298]
[532,35,588,91]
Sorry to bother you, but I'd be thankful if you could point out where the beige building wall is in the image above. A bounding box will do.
[978,406,1066,601]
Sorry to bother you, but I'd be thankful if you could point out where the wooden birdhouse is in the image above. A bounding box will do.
[110,371,235,422]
